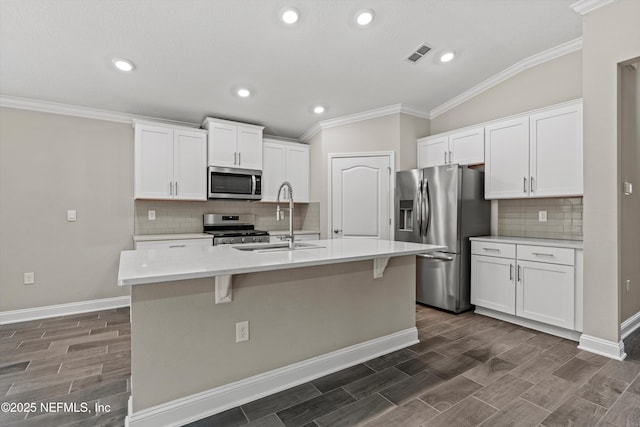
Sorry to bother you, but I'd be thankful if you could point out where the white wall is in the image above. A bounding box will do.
[0,108,133,312]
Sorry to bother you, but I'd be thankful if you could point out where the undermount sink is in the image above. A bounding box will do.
[234,242,324,253]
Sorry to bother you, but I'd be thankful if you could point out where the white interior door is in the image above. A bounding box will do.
[330,155,391,240]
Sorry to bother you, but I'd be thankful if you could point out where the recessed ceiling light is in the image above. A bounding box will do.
[237,88,251,98]
[281,7,299,24]
[355,10,375,26]
[112,58,135,72]
[440,51,456,63]
[313,105,326,114]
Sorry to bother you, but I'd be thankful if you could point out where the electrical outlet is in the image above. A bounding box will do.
[236,321,249,343]
[67,210,77,222]
[148,210,156,221]
[538,211,547,222]
[24,272,35,285]
[627,279,631,293]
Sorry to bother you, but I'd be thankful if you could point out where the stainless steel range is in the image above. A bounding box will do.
[204,214,270,246]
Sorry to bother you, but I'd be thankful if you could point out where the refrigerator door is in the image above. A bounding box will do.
[416,252,461,312]
[422,164,461,253]
[395,169,422,243]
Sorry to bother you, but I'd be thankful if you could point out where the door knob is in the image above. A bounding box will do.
[333,229,343,234]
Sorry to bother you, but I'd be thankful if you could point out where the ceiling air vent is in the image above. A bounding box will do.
[406,44,432,63]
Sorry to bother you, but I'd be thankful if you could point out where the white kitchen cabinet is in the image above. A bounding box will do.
[262,139,310,202]
[471,254,516,315]
[484,116,530,199]
[134,122,207,201]
[417,127,484,168]
[485,101,583,199]
[470,237,580,336]
[529,103,583,197]
[203,118,264,170]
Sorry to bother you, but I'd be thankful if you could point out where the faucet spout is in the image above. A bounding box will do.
[276,181,295,249]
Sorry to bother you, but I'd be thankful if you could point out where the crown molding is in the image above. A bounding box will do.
[429,37,583,120]
[0,95,200,128]
[299,103,429,142]
[570,0,615,15]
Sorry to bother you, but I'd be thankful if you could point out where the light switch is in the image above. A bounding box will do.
[67,210,77,222]
[148,210,156,220]
[624,181,633,196]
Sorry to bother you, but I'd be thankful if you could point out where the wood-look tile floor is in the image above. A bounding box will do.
[0,308,130,427]
[2,306,640,427]
[187,305,640,427]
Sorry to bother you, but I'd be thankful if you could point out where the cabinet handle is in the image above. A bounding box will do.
[444,152,447,164]
[238,152,241,166]
[523,177,528,193]
[532,252,554,257]
[175,182,178,196]
[169,182,173,196]
[169,244,186,248]
[449,150,452,164]
[517,265,521,282]
[234,152,237,165]
[510,264,514,281]
[531,176,536,193]
[483,247,500,252]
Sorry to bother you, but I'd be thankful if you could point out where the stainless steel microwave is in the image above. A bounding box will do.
[207,166,262,200]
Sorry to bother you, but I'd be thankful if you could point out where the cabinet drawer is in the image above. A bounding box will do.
[135,238,212,250]
[517,245,574,266]
[471,241,515,259]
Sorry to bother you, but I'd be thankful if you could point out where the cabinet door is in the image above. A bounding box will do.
[471,255,516,315]
[287,144,310,202]
[422,136,450,167]
[450,127,484,165]
[417,140,429,169]
[484,116,530,199]
[529,103,583,197]
[174,130,207,200]
[262,142,287,202]
[208,122,237,168]
[237,126,263,170]
[135,124,174,200]
[517,261,575,329]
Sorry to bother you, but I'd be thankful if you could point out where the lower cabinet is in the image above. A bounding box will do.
[471,240,579,332]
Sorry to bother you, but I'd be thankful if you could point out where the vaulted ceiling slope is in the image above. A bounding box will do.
[0,0,581,139]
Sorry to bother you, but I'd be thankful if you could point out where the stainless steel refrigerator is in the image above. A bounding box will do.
[395,164,490,313]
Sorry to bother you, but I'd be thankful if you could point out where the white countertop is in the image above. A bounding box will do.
[118,239,446,286]
[268,229,320,236]
[133,233,212,242]
[470,236,583,249]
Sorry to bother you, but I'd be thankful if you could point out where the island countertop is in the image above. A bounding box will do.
[118,238,446,286]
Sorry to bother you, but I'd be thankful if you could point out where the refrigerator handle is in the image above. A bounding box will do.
[424,180,431,237]
[417,253,453,261]
[416,181,423,236]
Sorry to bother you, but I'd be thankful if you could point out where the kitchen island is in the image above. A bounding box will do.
[118,238,445,427]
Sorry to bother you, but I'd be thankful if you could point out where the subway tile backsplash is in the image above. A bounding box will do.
[497,197,582,240]
[134,200,320,235]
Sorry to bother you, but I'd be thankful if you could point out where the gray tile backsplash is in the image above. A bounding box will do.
[497,197,582,240]
[134,200,320,235]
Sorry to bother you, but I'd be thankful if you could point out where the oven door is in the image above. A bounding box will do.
[208,167,262,200]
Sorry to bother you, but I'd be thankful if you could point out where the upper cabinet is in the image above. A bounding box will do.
[485,101,583,199]
[134,121,207,201]
[262,139,310,202]
[417,126,484,169]
[202,118,264,170]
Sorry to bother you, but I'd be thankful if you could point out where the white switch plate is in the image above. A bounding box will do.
[624,182,633,195]
[538,211,547,222]
[148,210,156,220]
[236,321,249,343]
[67,210,77,222]
[24,272,35,285]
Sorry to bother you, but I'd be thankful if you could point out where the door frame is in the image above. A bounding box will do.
[327,151,396,240]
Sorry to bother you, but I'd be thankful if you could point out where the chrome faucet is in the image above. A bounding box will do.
[276,181,295,249]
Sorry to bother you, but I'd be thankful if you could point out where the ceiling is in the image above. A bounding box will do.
[0,0,582,139]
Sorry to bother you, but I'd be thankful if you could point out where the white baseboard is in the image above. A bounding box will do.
[578,334,626,361]
[621,310,640,340]
[474,307,582,341]
[126,327,418,427]
[0,296,130,325]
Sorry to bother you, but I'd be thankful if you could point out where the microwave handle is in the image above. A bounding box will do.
[251,175,256,195]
